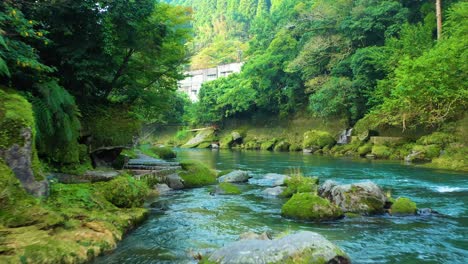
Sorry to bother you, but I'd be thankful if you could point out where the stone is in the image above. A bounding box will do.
[149,200,170,211]
[231,131,242,141]
[319,180,387,215]
[211,143,220,149]
[206,231,350,264]
[417,208,440,216]
[218,170,250,183]
[390,197,417,215]
[303,130,336,150]
[239,231,271,241]
[262,186,285,197]
[182,129,215,148]
[281,193,343,221]
[165,173,185,189]
[154,183,172,195]
[249,173,290,187]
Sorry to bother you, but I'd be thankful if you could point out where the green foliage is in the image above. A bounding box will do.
[303,130,336,149]
[390,197,417,215]
[179,161,217,187]
[260,138,277,151]
[274,141,290,151]
[281,192,343,221]
[98,175,149,208]
[217,182,241,195]
[371,145,392,159]
[281,175,319,198]
[357,143,373,156]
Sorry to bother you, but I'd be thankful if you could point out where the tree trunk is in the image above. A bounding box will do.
[436,0,442,39]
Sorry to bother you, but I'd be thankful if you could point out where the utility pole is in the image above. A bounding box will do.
[436,0,442,39]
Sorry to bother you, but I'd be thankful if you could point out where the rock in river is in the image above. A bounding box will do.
[249,173,290,187]
[205,231,350,264]
[319,180,387,215]
[218,170,250,183]
[165,173,185,189]
[262,186,285,197]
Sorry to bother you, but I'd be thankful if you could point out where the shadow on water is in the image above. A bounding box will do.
[94,149,468,264]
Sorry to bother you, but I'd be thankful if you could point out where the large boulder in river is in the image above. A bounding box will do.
[319,180,387,215]
[218,170,250,183]
[281,193,344,221]
[205,231,350,264]
[165,173,185,189]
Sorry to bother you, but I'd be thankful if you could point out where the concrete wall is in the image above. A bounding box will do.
[178,62,244,101]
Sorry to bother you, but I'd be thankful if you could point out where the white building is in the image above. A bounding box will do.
[178,62,243,101]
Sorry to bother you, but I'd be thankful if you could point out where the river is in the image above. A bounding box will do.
[94,149,468,264]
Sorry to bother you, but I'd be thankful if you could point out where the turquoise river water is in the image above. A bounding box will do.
[94,149,468,264]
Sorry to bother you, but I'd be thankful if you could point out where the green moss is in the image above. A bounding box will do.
[220,134,234,149]
[390,197,417,215]
[281,175,319,198]
[97,175,149,208]
[289,143,302,151]
[371,145,392,159]
[197,142,212,148]
[417,132,455,147]
[303,130,336,150]
[179,161,217,188]
[218,182,241,195]
[260,138,277,150]
[281,193,343,221]
[244,140,261,150]
[274,141,290,151]
[426,145,467,171]
[152,146,176,160]
[357,143,372,156]
[411,144,441,160]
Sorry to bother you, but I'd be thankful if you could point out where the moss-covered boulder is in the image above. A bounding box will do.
[151,146,176,160]
[371,145,392,159]
[390,197,417,215]
[179,161,217,188]
[303,130,336,151]
[406,144,441,162]
[215,182,241,195]
[0,89,47,197]
[281,175,319,198]
[204,231,350,264]
[319,180,387,215]
[288,143,302,152]
[357,143,372,156]
[260,138,277,150]
[244,140,261,150]
[273,141,290,151]
[417,132,455,147]
[281,193,344,221]
[98,175,149,208]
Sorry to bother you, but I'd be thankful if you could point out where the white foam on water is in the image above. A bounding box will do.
[433,186,466,193]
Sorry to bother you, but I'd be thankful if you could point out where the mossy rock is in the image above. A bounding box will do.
[151,146,176,160]
[216,182,241,195]
[274,141,290,151]
[244,140,261,150]
[303,130,336,150]
[260,139,277,150]
[357,143,372,156]
[281,193,343,221]
[220,135,234,149]
[417,132,455,147]
[410,144,441,161]
[281,175,319,198]
[179,161,217,188]
[97,175,149,208]
[197,142,213,149]
[426,145,468,171]
[371,145,392,159]
[289,143,302,152]
[390,197,417,215]
[217,169,233,178]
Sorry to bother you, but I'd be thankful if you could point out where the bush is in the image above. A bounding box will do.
[281,193,343,221]
[303,130,336,150]
[417,132,455,147]
[99,175,149,208]
[179,161,217,188]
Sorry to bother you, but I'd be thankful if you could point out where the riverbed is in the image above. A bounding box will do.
[94,149,468,264]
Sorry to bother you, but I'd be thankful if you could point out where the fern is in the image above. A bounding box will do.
[30,79,82,164]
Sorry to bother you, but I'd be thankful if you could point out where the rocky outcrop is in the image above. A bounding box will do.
[182,129,216,148]
[218,170,250,183]
[205,231,350,264]
[0,89,48,197]
[319,180,387,215]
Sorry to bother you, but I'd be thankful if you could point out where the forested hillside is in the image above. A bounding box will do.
[183,0,466,132]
